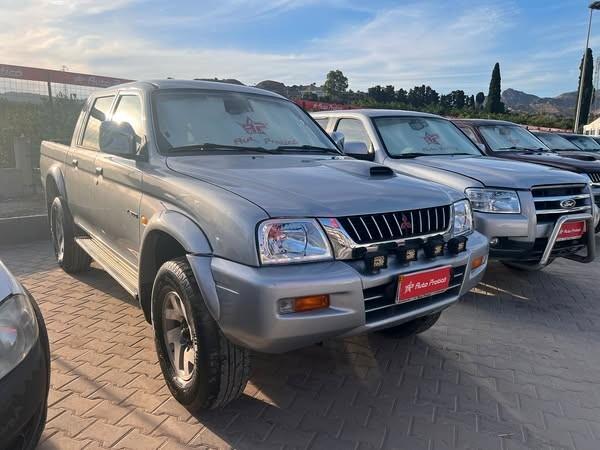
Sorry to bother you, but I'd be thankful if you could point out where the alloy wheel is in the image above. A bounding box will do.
[162,291,196,386]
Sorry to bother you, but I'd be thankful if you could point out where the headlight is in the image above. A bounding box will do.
[465,188,521,214]
[258,219,333,265]
[453,200,474,236]
[0,293,39,379]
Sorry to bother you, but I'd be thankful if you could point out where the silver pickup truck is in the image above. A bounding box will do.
[313,109,597,270]
[40,80,488,410]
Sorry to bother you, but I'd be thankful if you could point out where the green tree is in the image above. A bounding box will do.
[485,63,505,113]
[475,92,485,109]
[576,47,594,129]
[323,70,349,101]
[396,88,408,103]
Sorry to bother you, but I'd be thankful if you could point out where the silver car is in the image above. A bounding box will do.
[313,109,597,271]
[41,81,488,410]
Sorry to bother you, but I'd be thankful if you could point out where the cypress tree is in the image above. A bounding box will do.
[485,62,505,113]
[577,48,594,128]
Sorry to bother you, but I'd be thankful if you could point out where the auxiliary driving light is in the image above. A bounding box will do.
[396,241,421,264]
[424,236,445,258]
[448,236,468,254]
[279,295,330,314]
[365,252,388,272]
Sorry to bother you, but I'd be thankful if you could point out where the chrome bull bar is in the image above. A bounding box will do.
[538,212,596,267]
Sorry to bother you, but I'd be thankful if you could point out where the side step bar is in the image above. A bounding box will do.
[75,237,138,297]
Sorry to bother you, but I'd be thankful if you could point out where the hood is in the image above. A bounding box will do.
[499,151,600,173]
[399,155,586,189]
[166,155,460,217]
[555,150,600,162]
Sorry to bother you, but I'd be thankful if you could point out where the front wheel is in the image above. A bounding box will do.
[378,312,442,339]
[152,258,250,411]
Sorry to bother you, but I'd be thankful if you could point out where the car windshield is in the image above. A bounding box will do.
[153,90,338,154]
[564,135,600,151]
[478,125,549,151]
[534,133,579,150]
[372,116,482,157]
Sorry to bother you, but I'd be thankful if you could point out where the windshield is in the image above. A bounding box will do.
[478,125,549,151]
[372,116,482,157]
[563,135,600,151]
[153,90,338,154]
[534,132,578,150]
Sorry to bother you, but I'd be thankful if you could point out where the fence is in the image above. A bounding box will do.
[0,63,131,169]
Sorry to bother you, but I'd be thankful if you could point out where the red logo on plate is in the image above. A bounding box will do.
[397,266,452,303]
[557,220,586,242]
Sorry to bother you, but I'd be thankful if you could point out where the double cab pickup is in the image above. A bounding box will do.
[313,110,597,270]
[40,80,488,410]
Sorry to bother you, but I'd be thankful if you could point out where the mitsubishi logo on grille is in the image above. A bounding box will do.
[400,214,413,231]
[560,199,577,209]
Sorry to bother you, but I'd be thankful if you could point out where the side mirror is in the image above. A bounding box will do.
[99,121,137,157]
[329,131,345,149]
[344,141,374,161]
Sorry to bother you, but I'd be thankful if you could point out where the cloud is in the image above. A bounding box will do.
[0,0,584,95]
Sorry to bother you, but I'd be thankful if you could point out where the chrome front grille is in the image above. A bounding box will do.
[337,205,451,245]
[363,265,465,323]
[588,172,600,184]
[532,184,592,223]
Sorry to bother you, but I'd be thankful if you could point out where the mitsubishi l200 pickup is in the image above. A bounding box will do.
[40,80,488,410]
[313,110,597,271]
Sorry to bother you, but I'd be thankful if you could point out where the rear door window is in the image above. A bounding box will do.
[336,118,371,146]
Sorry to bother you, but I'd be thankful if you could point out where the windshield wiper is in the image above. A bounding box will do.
[274,145,341,155]
[497,146,547,152]
[168,143,277,154]
[395,152,466,158]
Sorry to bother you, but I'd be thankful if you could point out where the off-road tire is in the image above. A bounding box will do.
[152,257,250,411]
[378,312,442,339]
[49,197,91,273]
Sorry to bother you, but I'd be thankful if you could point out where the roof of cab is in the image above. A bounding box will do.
[100,79,286,99]
[312,109,441,119]
[450,118,517,126]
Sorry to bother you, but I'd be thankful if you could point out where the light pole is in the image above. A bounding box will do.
[574,1,600,133]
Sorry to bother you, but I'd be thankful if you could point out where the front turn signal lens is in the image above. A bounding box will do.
[471,255,486,270]
[279,295,330,314]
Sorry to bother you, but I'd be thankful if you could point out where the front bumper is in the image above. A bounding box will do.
[188,231,488,353]
[0,296,50,450]
[473,209,596,265]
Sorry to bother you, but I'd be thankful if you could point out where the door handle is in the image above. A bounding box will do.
[95,167,103,176]
[72,159,78,167]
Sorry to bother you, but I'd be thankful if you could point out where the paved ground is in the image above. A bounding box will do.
[2,240,600,450]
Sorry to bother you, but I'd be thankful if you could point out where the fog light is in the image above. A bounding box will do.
[396,241,421,264]
[366,253,388,272]
[489,237,499,247]
[471,255,486,270]
[448,236,468,254]
[424,236,445,258]
[279,295,330,314]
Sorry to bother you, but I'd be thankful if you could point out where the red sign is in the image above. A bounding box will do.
[294,99,355,112]
[397,266,452,303]
[0,63,132,88]
[557,220,586,242]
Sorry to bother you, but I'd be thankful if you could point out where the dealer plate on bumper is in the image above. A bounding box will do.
[557,220,586,242]
[397,266,452,304]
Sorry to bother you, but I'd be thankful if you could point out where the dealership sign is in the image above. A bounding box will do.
[0,63,131,88]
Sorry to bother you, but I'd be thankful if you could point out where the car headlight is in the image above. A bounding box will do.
[257,218,333,265]
[0,293,39,380]
[453,200,474,236]
[465,188,521,214]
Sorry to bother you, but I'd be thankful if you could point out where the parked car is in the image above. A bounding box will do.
[0,260,50,450]
[530,131,600,162]
[313,110,597,271]
[452,119,600,231]
[558,132,600,153]
[40,80,489,410]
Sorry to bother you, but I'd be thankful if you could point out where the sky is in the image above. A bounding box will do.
[0,0,598,97]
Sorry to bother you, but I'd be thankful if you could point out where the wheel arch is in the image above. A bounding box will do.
[45,166,67,210]
[138,211,213,323]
